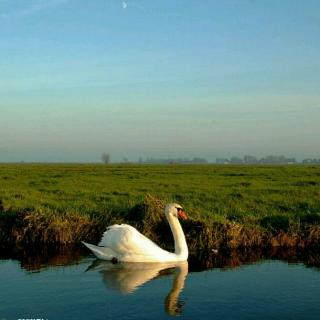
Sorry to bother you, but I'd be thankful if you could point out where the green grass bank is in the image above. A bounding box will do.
[1,164,320,251]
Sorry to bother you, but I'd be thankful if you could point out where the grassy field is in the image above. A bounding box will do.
[1,164,320,249]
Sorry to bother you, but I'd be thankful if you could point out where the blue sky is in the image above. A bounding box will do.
[0,0,319,162]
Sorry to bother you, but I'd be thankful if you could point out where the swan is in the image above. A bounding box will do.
[82,203,188,262]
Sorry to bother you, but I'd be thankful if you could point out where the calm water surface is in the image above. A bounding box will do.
[0,248,320,320]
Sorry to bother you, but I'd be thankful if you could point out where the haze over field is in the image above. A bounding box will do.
[0,0,319,162]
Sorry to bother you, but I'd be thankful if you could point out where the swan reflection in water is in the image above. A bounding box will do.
[86,260,188,316]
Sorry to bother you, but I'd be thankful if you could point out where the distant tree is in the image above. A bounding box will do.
[303,158,320,164]
[101,152,110,164]
[230,156,243,164]
[216,158,230,164]
[244,155,258,164]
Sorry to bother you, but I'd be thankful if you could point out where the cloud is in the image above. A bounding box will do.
[0,0,68,19]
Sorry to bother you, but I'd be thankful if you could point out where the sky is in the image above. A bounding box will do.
[0,0,319,162]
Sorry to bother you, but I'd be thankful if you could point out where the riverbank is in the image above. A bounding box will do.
[0,164,320,250]
[1,194,320,250]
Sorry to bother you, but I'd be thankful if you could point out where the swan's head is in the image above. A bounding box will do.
[165,203,188,220]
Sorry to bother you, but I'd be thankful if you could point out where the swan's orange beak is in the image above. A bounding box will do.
[178,210,188,220]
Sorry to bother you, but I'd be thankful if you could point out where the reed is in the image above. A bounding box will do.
[1,193,319,251]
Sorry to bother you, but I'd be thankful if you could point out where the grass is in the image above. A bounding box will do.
[0,163,320,249]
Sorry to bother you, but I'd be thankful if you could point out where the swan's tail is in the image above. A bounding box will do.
[82,241,117,261]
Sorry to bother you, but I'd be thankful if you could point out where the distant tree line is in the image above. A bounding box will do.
[216,155,297,164]
[302,158,320,164]
[138,157,208,164]
[100,152,319,164]
[216,155,320,164]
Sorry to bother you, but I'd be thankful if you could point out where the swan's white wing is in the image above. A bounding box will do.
[82,242,117,260]
[98,224,169,259]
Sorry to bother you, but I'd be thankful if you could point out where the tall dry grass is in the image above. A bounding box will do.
[1,194,320,250]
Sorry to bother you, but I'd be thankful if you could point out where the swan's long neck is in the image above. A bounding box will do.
[166,214,188,259]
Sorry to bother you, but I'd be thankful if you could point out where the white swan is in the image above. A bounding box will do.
[82,203,188,262]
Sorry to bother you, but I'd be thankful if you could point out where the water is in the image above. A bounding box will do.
[0,248,320,320]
